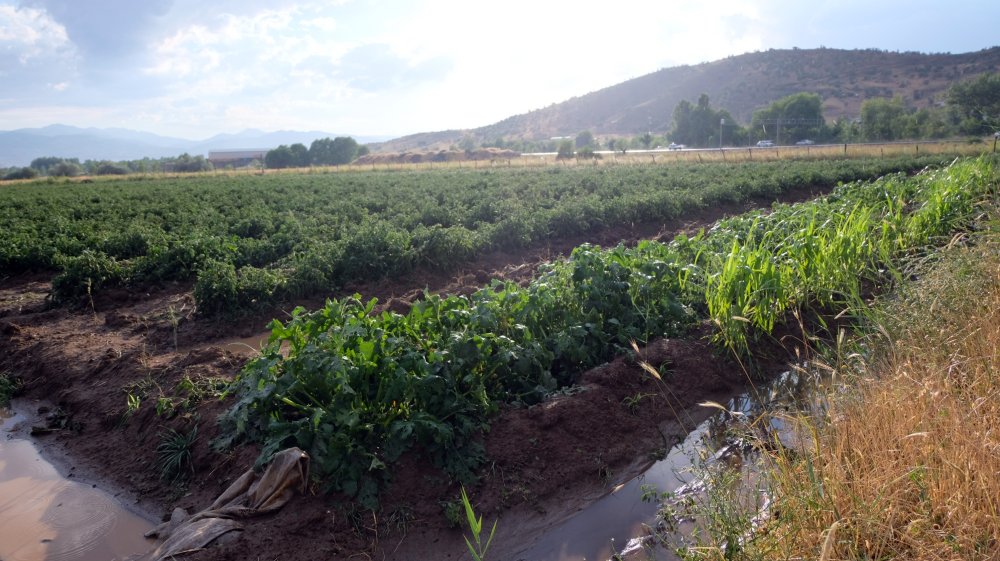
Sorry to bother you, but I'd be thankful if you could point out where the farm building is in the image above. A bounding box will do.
[207,149,268,168]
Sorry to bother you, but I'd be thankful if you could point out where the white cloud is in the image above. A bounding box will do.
[0,4,74,61]
[0,4,79,90]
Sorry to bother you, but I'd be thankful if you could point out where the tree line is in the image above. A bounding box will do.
[2,136,369,180]
[2,153,214,181]
[263,136,369,169]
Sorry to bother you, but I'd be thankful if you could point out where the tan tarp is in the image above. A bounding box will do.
[141,447,309,560]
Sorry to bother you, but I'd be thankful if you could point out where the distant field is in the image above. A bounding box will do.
[0,153,977,314]
[353,139,991,171]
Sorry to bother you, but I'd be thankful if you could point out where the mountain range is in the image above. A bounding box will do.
[0,126,389,168]
[4,47,999,166]
[373,46,1000,152]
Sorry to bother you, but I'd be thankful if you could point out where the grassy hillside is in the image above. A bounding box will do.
[374,47,1000,152]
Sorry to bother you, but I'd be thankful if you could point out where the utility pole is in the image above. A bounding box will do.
[720,118,725,148]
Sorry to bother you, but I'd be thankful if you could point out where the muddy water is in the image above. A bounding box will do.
[0,406,154,561]
[218,331,289,356]
[516,369,824,561]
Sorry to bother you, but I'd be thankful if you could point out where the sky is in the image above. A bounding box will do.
[1,0,998,140]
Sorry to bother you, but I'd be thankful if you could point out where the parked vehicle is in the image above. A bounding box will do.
[667,142,685,150]
[796,139,815,145]
[756,140,775,148]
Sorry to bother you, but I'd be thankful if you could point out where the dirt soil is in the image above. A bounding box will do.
[0,185,823,561]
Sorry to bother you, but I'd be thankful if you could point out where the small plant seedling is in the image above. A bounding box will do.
[621,391,655,415]
[0,371,21,406]
[156,426,197,482]
[119,392,142,427]
[440,497,464,529]
[461,487,497,561]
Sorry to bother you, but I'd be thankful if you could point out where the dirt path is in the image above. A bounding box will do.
[0,183,826,560]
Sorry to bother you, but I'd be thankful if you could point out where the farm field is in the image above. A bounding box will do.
[0,152,997,561]
[0,154,967,315]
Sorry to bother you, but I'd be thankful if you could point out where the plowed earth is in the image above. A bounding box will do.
[0,185,822,561]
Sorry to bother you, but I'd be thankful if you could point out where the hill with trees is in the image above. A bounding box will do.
[372,47,1000,152]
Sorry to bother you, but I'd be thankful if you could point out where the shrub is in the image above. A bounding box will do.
[49,162,82,177]
[194,261,286,315]
[51,250,125,302]
[95,162,130,176]
[4,167,39,180]
[193,260,239,316]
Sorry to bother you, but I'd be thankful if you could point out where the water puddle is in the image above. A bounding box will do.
[218,331,289,356]
[0,405,154,561]
[517,368,826,561]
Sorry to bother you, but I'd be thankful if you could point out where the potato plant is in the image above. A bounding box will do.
[0,156,959,314]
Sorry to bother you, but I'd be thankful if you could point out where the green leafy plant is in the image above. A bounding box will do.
[441,497,464,529]
[0,371,21,406]
[1,153,960,314]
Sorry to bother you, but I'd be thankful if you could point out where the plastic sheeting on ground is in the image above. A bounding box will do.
[141,447,309,560]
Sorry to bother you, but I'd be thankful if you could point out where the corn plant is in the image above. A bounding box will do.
[461,487,497,561]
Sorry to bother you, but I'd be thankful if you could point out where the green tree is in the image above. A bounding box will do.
[948,72,1000,134]
[575,130,594,149]
[95,162,130,175]
[49,161,82,177]
[670,94,740,147]
[860,97,909,141]
[173,153,213,173]
[637,132,654,149]
[458,135,478,153]
[290,143,310,167]
[4,167,38,180]
[309,137,362,166]
[906,108,952,139]
[29,156,72,174]
[265,145,296,169]
[608,137,630,153]
[751,92,827,144]
[555,139,574,160]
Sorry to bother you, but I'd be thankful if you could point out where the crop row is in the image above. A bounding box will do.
[0,156,959,313]
[219,156,998,507]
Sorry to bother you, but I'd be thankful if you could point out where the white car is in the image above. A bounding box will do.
[667,143,685,150]
[796,139,815,145]
[756,140,775,148]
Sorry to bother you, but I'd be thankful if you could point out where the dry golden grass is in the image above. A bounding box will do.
[754,228,1000,560]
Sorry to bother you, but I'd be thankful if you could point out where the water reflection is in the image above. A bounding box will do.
[0,406,155,561]
[514,366,828,561]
